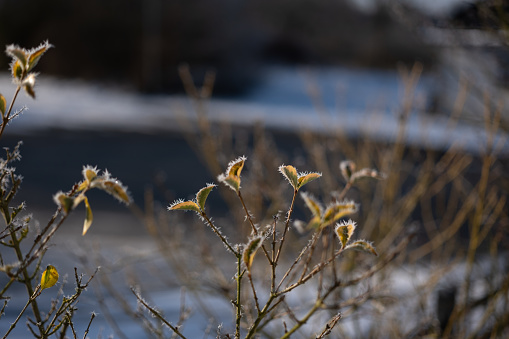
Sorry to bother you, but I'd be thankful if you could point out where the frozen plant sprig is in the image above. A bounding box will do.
[53,165,131,235]
[160,157,382,338]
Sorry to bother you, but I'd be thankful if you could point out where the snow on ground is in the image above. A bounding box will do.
[1,66,507,156]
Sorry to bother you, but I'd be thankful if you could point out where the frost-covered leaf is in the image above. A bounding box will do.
[101,180,131,204]
[350,168,386,182]
[27,41,52,72]
[243,235,263,271]
[11,60,23,80]
[196,184,216,211]
[22,73,37,99]
[218,156,246,192]
[41,265,59,290]
[53,192,74,214]
[300,192,323,218]
[0,93,6,115]
[5,45,27,68]
[227,156,245,178]
[279,165,298,189]
[297,172,321,189]
[82,165,98,183]
[168,200,200,213]
[322,200,358,228]
[334,220,356,249]
[82,197,93,235]
[340,160,355,182]
[345,240,378,256]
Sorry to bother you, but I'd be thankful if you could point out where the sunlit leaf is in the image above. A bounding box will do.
[322,200,358,229]
[11,60,23,80]
[350,168,386,182]
[279,165,298,189]
[41,265,59,290]
[0,93,6,115]
[168,200,201,213]
[82,197,93,235]
[297,172,321,189]
[53,192,74,214]
[196,184,216,211]
[300,192,323,218]
[228,157,245,178]
[218,156,246,192]
[102,180,131,204]
[5,45,27,68]
[242,235,263,271]
[334,220,356,248]
[22,73,37,99]
[27,41,52,72]
[82,165,98,183]
[345,240,378,256]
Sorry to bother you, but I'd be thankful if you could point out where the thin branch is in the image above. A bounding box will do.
[131,287,187,339]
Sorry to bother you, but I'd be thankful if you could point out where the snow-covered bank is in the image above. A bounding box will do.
[1,66,507,155]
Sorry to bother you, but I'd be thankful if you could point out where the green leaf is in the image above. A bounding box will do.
[218,156,246,192]
[242,236,263,271]
[41,265,59,290]
[300,192,323,218]
[279,165,298,189]
[53,192,74,214]
[11,60,23,80]
[22,73,37,99]
[102,180,131,204]
[345,240,378,256]
[322,200,358,229]
[82,197,93,235]
[196,184,216,211]
[0,93,6,115]
[82,165,98,183]
[6,45,27,68]
[297,172,321,189]
[334,220,356,249]
[168,200,201,213]
[27,41,52,71]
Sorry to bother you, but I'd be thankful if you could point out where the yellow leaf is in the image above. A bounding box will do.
[334,220,356,248]
[322,200,358,229]
[297,172,321,189]
[102,180,131,204]
[196,184,215,211]
[41,265,59,290]
[279,165,298,189]
[242,236,263,271]
[27,41,52,71]
[168,200,200,213]
[53,192,74,214]
[346,240,378,256]
[82,197,93,235]
[6,45,27,68]
[11,60,23,80]
[228,157,245,178]
[82,165,98,182]
[218,156,246,192]
[300,192,323,218]
[0,93,6,115]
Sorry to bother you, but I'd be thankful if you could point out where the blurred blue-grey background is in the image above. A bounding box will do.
[1,0,509,337]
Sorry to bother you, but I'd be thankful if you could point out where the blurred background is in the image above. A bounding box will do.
[1,0,509,337]
[1,0,508,208]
